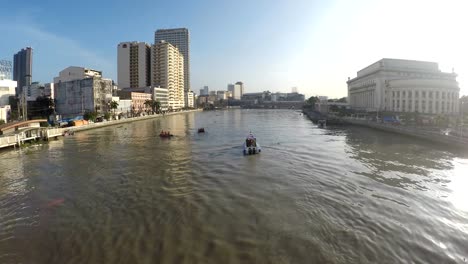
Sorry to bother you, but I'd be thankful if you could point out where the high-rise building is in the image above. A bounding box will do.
[13,47,33,95]
[154,28,190,95]
[228,83,242,100]
[117,42,151,88]
[200,85,209,96]
[152,41,185,110]
[235,81,244,98]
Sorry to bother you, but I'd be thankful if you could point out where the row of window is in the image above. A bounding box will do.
[392,90,457,99]
[392,100,456,113]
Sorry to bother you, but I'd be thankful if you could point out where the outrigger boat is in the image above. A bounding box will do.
[243,132,261,155]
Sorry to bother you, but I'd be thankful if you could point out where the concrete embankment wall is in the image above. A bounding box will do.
[342,118,468,148]
[68,109,202,133]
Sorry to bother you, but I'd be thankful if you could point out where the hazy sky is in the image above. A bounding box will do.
[1,0,467,98]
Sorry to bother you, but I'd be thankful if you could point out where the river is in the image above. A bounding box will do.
[0,109,467,263]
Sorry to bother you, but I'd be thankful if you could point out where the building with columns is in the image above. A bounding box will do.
[347,58,460,115]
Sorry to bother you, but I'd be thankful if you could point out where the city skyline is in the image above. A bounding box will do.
[1,0,467,99]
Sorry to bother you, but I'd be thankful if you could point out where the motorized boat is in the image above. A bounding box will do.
[198,128,205,133]
[159,131,173,138]
[243,132,261,155]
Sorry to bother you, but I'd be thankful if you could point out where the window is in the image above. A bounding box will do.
[429,91,433,98]
[422,91,426,98]
[415,91,419,97]
[397,91,400,98]
[408,91,412,98]
[436,91,439,99]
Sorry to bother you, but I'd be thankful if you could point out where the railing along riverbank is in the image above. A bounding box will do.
[0,109,202,150]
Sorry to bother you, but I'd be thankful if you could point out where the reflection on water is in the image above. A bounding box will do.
[0,110,467,263]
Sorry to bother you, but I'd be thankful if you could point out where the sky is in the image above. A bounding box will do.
[1,0,468,99]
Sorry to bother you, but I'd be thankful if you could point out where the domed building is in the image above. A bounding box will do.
[347,59,460,115]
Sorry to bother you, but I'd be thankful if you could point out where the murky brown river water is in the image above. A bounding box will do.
[0,109,467,263]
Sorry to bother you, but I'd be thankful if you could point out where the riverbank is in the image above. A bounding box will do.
[302,109,468,149]
[0,109,202,150]
[66,109,202,133]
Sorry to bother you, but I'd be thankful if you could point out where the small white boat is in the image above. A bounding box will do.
[243,132,261,155]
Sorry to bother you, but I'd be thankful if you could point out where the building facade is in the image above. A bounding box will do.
[154,28,190,97]
[13,47,33,95]
[152,41,185,110]
[347,59,460,114]
[228,83,242,100]
[0,79,17,106]
[54,66,102,84]
[117,42,151,88]
[186,90,195,108]
[0,105,10,123]
[117,91,151,115]
[154,87,169,111]
[54,77,113,117]
[235,81,244,98]
[200,86,209,96]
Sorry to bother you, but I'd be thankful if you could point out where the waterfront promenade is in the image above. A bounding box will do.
[0,109,202,150]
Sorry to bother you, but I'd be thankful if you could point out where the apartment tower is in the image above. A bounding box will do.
[154,28,190,94]
[117,42,151,88]
[152,41,184,110]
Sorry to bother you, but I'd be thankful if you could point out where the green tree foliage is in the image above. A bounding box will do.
[84,111,98,122]
[303,96,319,109]
[0,119,5,125]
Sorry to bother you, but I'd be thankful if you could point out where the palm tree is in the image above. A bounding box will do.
[109,100,119,117]
[144,100,152,114]
[152,100,161,114]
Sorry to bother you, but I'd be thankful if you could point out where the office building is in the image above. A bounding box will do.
[235,81,244,98]
[228,83,242,100]
[152,41,184,110]
[200,86,209,96]
[155,28,190,96]
[13,47,33,95]
[117,42,151,88]
[54,66,102,84]
[347,58,460,114]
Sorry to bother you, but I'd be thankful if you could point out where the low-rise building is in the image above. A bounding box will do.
[54,66,102,84]
[0,79,16,106]
[217,90,226,100]
[0,105,11,123]
[186,90,195,108]
[347,58,460,114]
[117,91,151,115]
[120,86,168,111]
[54,76,113,118]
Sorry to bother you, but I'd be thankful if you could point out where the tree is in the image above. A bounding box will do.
[109,100,119,119]
[0,119,5,125]
[84,111,98,122]
[303,96,319,109]
[337,97,347,103]
[144,99,161,114]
